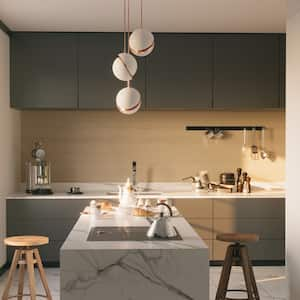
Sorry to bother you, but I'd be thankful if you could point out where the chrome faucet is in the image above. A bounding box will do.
[132,161,137,187]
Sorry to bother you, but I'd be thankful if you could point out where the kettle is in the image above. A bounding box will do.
[147,203,177,239]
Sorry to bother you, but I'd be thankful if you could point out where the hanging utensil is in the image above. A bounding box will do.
[251,128,259,160]
[241,128,247,152]
[260,128,268,159]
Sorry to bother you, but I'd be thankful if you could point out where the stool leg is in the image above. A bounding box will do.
[215,245,234,300]
[33,249,52,300]
[25,250,36,300]
[2,249,21,300]
[17,252,25,300]
[240,246,256,300]
[240,246,260,300]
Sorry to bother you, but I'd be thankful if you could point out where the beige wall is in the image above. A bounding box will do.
[0,30,21,267]
[287,1,300,299]
[21,110,285,183]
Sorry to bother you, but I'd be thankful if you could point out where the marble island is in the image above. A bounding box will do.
[60,213,209,300]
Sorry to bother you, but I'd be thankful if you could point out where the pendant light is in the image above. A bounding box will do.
[115,0,141,115]
[112,0,137,81]
[116,84,141,115]
[129,0,154,57]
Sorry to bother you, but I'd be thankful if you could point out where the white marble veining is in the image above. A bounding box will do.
[7,181,285,200]
[60,214,209,300]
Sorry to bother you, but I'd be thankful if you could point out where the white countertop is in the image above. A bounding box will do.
[61,213,208,251]
[7,182,285,200]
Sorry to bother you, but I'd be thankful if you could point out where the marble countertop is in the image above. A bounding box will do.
[7,182,285,200]
[61,214,208,251]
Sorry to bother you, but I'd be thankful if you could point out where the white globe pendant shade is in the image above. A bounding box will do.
[129,28,155,57]
[112,52,138,81]
[116,86,141,115]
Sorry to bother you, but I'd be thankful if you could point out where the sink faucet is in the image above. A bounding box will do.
[132,161,137,187]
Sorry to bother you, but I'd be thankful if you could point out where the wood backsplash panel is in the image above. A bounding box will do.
[21,110,285,182]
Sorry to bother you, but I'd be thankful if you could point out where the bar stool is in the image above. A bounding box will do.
[215,233,260,300]
[2,236,52,300]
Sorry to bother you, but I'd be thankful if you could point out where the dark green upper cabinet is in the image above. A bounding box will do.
[213,34,284,109]
[10,32,285,110]
[10,33,78,109]
[78,33,145,109]
[146,34,214,109]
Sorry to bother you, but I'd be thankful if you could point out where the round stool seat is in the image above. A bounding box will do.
[216,233,259,243]
[4,236,49,247]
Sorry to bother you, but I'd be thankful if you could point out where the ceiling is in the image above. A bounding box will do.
[0,0,286,33]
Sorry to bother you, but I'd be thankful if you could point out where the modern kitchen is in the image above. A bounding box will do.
[1,1,300,300]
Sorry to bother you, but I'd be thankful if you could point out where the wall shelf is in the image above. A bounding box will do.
[185,126,265,131]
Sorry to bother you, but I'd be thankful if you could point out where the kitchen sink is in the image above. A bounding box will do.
[106,191,162,196]
[87,226,182,241]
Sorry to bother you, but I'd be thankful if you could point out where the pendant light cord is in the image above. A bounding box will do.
[127,0,130,87]
[127,0,130,54]
[123,0,126,52]
[140,0,143,28]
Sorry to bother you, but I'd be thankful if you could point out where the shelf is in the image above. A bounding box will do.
[185,126,265,131]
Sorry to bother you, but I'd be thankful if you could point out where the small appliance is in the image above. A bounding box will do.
[26,142,53,195]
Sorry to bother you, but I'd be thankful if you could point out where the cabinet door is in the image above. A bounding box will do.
[6,199,90,264]
[214,34,282,109]
[146,34,213,109]
[11,33,78,109]
[78,33,146,109]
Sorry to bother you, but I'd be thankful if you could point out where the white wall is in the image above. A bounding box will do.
[287,1,300,299]
[0,30,21,267]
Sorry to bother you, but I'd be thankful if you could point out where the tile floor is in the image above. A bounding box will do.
[0,266,287,300]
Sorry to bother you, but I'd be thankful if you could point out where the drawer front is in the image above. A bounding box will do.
[214,239,285,261]
[187,218,213,240]
[174,199,212,218]
[214,198,285,219]
[213,218,285,240]
[7,219,77,241]
[7,199,90,219]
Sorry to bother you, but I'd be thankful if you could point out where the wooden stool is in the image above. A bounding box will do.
[2,236,52,300]
[215,233,260,300]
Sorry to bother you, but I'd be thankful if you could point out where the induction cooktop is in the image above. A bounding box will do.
[87,226,182,241]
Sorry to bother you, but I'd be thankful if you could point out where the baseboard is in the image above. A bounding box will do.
[210,260,286,266]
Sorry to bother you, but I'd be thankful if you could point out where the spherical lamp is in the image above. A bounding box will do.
[129,28,154,57]
[112,52,138,81]
[116,86,141,115]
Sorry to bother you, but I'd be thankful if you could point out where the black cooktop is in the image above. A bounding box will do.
[87,226,182,241]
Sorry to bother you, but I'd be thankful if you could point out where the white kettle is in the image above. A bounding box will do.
[147,203,177,239]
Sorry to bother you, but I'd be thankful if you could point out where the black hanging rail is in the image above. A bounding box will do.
[185,126,265,131]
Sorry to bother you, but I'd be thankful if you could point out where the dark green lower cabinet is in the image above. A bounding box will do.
[6,199,91,265]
